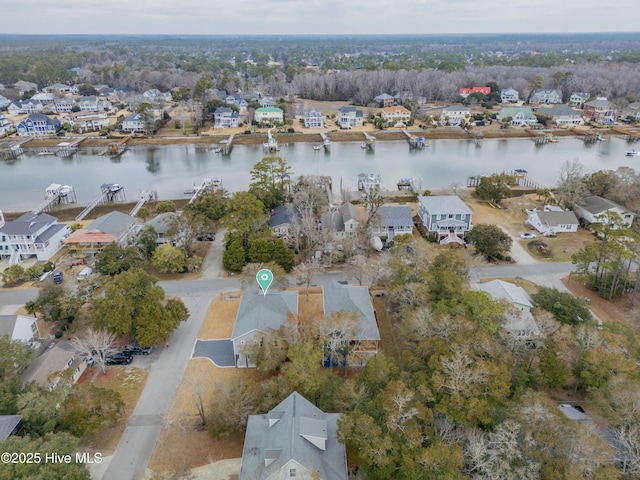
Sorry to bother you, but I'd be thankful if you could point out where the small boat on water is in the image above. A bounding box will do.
[213,147,222,153]
[109,183,123,193]
[360,142,367,149]
[38,151,55,156]
[313,144,321,150]
[626,150,639,156]
[548,137,559,143]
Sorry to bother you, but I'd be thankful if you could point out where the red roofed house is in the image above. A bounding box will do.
[459,86,491,99]
[63,211,135,258]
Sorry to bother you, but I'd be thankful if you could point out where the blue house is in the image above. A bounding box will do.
[417,195,473,244]
[16,113,61,136]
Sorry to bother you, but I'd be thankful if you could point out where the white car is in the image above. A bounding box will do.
[520,232,536,239]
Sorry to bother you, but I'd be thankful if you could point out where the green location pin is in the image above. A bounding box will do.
[256,269,274,296]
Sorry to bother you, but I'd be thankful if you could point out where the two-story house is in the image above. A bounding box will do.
[417,195,473,244]
[213,107,240,129]
[569,92,590,108]
[15,113,61,136]
[497,107,537,127]
[269,204,300,237]
[338,106,363,129]
[459,86,490,98]
[374,93,395,107]
[67,113,110,132]
[122,112,148,133]
[500,88,520,103]
[583,97,615,124]
[254,107,283,125]
[529,89,563,105]
[0,95,10,109]
[0,115,15,136]
[0,212,70,264]
[63,211,135,257]
[536,105,585,126]
[225,94,248,112]
[143,89,172,103]
[78,95,100,112]
[320,203,359,240]
[54,97,76,113]
[380,106,411,125]
[303,109,324,128]
[440,105,471,126]
[371,205,413,240]
[258,97,276,108]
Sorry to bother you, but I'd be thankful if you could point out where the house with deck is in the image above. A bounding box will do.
[371,205,413,240]
[64,211,135,257]
[440,105,470,126]
[303,108,324,128]
[0,114,15,136]
[374,93,395,107]
[322,281,380,366]
[417,195,473,244]
[258,97,276,108]
[213,107,240,129]
[526,208,579,235]
[78,95,101,112]
[573,195,635,229]
[500,88,520,103]
[529,89,563,105]
[497,107,537,127]
[338,106,363,129]
[320,203,359,240]
[536,105,585,126]
[54,97,76,113]
[583,97,615,124]
[139,212,181,246]
[569,92,590,108]
[255,107,283,125]
[380,105,411,125]
[232,289,298,368]
[0,212,70,264]
[122,112,150,133]
[67,113,110,132]
[239,392,347,480]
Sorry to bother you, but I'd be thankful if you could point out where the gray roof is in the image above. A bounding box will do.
[232,290,298,340]
[86,211,135,237]
[578,195,625,215]
[341,203,358,224]
[374,93,394,100]
[321,211,345,233]
[239,392,347,480]
[536,105,581,117]
[477,280,533,309]
[585,98,613,108]
[34,223,67,244]
[0,315,20,338]
[0,212,57,236]
[377,205,413,227]
[26,113,61,126]
[0,415,22,440]
[323,281,380,341]
[536,211,579,226]
[144,212,179,234]
[443,104,469,112]
[269,204,300,229]
[418,195,472,215]
[559,404,587,422]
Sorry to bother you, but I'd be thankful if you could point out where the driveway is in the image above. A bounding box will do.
[192,339,235,367]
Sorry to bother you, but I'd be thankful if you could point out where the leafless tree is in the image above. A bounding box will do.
[72,328,117,375]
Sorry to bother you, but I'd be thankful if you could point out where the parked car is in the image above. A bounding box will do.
[52,272,63,284]
[520,232,536,239]
[105,353,133,365]
[122,345,153,355]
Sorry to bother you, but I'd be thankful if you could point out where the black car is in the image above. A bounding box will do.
[122,345,153,355]
[105,353,133,365]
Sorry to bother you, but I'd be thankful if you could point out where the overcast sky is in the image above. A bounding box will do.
[1,0,639,35]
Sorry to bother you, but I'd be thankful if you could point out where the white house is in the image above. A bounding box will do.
[371,205,413,240]
[0,115,15,136]
[303,109,324,128]
[0,212,70,264]
[380,106,411,125]
[54,97,76,113]
[500,88,520,103]
[338,106,364,129]
[477,280,539,340]
[536,105,585,126]
[67,113,110,132]
[121,112,147,133]
[78,95,100,112]
[529,89,563,105]
[0,315,40,345]
[498,107,537,127]
[417,195,473,244]
[213,107,240,129]
[440,105,470,126]
[0,95,10,109]
[569,92,590,108]
[254,107,283,125]
[573,195,635,229]
[526,209,579,235]
[143,89,172,103]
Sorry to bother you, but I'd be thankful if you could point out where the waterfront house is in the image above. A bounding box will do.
[122,112,147,133]
[232,289,298,368]
[497,107,537,127]
[67,113,110,132]
[239,392,347,480]
[64,211,135,257]
[320,203,359,240]
[269,204,300,237]
[322,281,380,366]
[380,105,411,125]
[621,101,640,122]
[569,92,590,108]
[0,315,40,345]
[573,195,635,229]
[371,205,413,240]
[417,195,473,243]
[254,107,284,125]
[338,106,364,129]
[536,105,585,126]
[529,89,563,105]
[583,97,615,124]
[374,93,395,107]
[526,209,579,235]
[54,97,76,114]
[459,86,490,98]
[78,95,100,112]
[258,97,276,108]
[0,212,70,264]
[500,88,520,103]
[138,212,182,246]
[16,113,61,136]
[303,108,324,128]
[357,172,382,191]
[440,105,471,126]
[213,107,240,129]
[0,115,15,136]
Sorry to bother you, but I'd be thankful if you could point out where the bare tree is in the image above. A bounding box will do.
[556,159,587,209]
[295,261,316,301]
[72,328,117,375]
[181,372,208,428]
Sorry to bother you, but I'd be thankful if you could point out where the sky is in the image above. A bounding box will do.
[1,0,639,35]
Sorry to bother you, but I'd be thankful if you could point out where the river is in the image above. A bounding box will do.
[0,136,637,212]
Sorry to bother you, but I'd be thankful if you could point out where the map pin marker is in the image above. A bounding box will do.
[256,269,274,296]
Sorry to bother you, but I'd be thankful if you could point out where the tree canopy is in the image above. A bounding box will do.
[467,223,513,261]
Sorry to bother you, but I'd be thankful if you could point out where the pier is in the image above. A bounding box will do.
[56,137,84,157]
[0,139,28,160]
[397,177,420,193]
[467,169,544,190]
[611,126,640,142]
[362,132,376,152]
[100,136,130,156]
[401,129,427,149]
[263,129,278,153]
[580,132,603,143]
[187,178,222,204]
[319,132,331,151]
[130,190,158,217]
[32,183,77,214]
[220,134,235,155]
[75,183,126,221]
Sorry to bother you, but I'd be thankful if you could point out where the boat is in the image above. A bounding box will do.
[109,183,122,193]
[548,137,559,143]
[38,151,55,156]
[313,144,321,150]
[360,142,367,149]
[59,185,73,197]
[626,150,639,156]
[213,147,222,153]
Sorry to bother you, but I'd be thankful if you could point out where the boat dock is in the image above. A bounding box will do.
[32,183,77,214]
[130,190,158,217]
[526,129,554,144]
[56,137,84,157]
[467,169,544,190]
[362,132,376,152]
[0,139,28,160]
[319,132,331,151]
[220,134,235,155]
[581,132,603,143]
[611,126,640,142]
[99,136,130,156]
[187,178,222,204]
[263,129,278,153]
[401,129,427,149]
[75,183,126,221]
[397,177,420,193]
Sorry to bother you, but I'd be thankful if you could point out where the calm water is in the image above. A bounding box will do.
[0,136,637,212]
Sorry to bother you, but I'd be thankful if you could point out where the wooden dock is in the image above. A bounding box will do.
[611,126,640,142]
[100,136,130,156]
[401,129,427,149]
[130,190,157,217]
[362,132,376,152]
[32,183,77,214]
[56,137,84,157]
[320,133,331,151]
[75,183,126,221]
[220,134,235,155]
